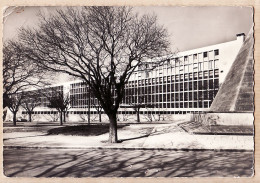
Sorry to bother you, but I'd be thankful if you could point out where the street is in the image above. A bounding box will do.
[4,148,254,177]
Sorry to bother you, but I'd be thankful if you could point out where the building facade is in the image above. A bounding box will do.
[10,34,245,122]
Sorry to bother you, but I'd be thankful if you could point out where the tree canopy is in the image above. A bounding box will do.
[18,6,172,142]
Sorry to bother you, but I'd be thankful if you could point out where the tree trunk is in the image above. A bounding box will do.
[63,112,66,123]
[198,111,201,122]
[88,106,90,125]
[108,113,118,143]
[137,108,140,122]
[28,112,32,122]
[60,112,63,125]
[13,112,17,126]
[3,108,7,122]
[99,111,101,122]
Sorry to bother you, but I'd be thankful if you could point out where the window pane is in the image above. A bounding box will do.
[214,49,219,56]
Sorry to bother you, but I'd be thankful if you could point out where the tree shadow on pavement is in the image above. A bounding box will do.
[4,149,254,177]
[47,124,128,136]
[118,125,182,142]
[3,134,47,141]
[118,134,150,142]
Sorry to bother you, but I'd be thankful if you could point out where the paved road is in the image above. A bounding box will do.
[3,148,254,177]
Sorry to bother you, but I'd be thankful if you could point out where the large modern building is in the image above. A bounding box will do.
[6,33,247,122]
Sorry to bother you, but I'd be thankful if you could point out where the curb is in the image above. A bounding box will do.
[192,132,254,136]
[177,123,254,136]
[3,145,254,152]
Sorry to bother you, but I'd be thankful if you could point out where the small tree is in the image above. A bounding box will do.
[6,93,25,126]
[130,95,156,122]
[131,96,145,123]
[21,92,41,122]
[47,91,71,125]
[143,104,155,122]
[93,104,103,123]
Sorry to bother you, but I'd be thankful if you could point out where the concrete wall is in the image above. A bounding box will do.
[210,28,254,112]
[194,113,254,126]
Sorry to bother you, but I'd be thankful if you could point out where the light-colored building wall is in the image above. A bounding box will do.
[129,34,244,84]
[5,34,245,122]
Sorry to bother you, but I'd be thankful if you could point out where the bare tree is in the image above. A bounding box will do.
[6,93,25,126]
[143,109,155,122]
[47,91,71,125]
[130,95,145,123]
[132,102,155,123]
[93,104,103,123]
[21,92,41,122]
[18,7,172,143]
[3,40,47,122]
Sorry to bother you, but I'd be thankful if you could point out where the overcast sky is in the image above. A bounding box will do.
[3,6,253,83]
[4,6,253,52]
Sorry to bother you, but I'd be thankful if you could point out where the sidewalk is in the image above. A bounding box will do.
[3,121,254,151]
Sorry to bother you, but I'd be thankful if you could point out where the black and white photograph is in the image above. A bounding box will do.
[2,6,254,177]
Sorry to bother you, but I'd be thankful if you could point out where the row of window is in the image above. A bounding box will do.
[125,80,218,94]
[124,91,217,103]
[137,61,219,78]
[22,110,207,115]
[187,49,219,60]
[71,82,86,88]
[22,111,58,114]
[125,89,218,100]
[139,49,219,70]
[69,76,218,95]
[70,77,219,109]
[127,70,219,87]
[71,89,218,108]
[138,49,219,74]
[22,86,63,107]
